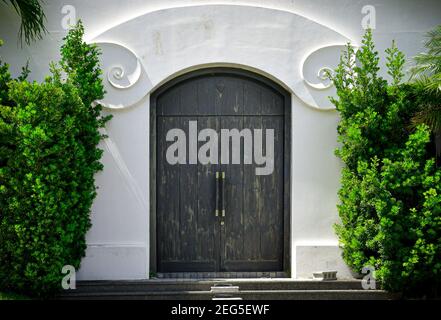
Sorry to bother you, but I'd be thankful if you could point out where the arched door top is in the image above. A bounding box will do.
[151,67,291,103]
[150,67,291,275]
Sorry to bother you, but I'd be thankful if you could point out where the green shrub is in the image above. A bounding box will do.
[331,30,441,296]
[0,22,111,297]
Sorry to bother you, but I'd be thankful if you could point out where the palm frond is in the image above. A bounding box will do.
[411,103,441,133]
[425,25,441,55]
[2,0,47,45]
[410,25,441,95]
[413,74,441,93]
[410,26,441,150]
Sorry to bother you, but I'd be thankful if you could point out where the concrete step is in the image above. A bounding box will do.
[72,279,369,293]
[57,279,399,300]
[59,289,398,300]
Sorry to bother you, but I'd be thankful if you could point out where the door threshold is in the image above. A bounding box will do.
[156,272,287,279]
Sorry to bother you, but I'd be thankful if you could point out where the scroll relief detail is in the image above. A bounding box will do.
[299,44,355,110]
[95,42,150,109]
[301,45,348,91]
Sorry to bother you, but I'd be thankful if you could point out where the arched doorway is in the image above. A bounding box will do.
[150,68,291,275]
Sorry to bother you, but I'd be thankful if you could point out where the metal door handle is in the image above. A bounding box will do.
[220,172,225,218]
[215,172,220,217]
[215,171,226,218]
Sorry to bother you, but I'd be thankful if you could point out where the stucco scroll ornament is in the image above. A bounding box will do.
[300,45,350,110]
[305,67,334,90]
[301,45,346,90]
[94,42,151,109]
[107,62,141,90]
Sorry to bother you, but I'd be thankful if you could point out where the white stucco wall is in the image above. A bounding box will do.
[1,0,440,280]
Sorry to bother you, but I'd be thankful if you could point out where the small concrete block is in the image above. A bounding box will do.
[211,285,240,293]
[313,270,338,281]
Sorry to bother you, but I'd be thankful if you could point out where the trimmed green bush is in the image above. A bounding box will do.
[0,22,110,296]
[331,30,441,296]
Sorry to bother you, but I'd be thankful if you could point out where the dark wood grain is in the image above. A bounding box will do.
[153,69,290,273]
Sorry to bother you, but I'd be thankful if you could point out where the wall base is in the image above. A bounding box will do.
[295,245,353,279]
[77,244,148,280]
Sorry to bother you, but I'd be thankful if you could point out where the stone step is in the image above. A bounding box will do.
[59,289,398,300]
[156,272,287,279]
[72,279,368,293]
[58,279,398,300]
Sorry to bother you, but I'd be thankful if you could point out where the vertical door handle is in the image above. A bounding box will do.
[215,172,220,217]
[215,171,226,218]
[221,172,225,217]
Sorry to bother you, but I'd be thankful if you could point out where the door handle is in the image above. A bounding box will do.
[221,172,225,217]
[215,171,226,218]
[215,172,220,217]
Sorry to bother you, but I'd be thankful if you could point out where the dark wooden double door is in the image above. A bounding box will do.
[154,70,289,273]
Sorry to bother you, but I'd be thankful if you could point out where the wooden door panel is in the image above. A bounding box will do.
[220,116,245,266]
[155,70,287,273]
[221,116,284,271]
[259,116,284,263]
[195,117,220,270]
[157,116,180,265]
[157,116,219,272]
